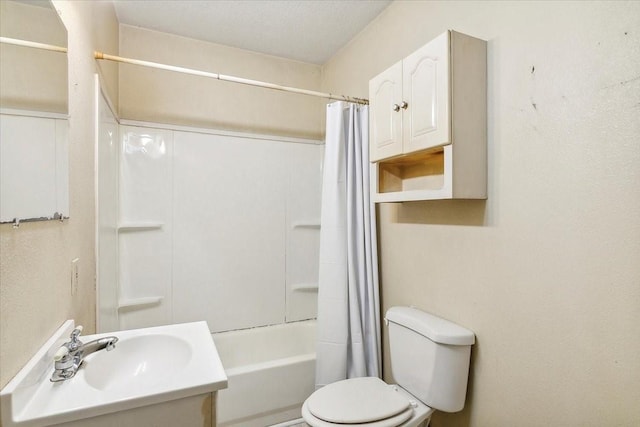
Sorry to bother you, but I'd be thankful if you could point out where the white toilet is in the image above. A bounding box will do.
[302,306,475,427]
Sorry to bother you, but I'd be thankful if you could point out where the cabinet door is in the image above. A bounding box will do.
[402,31,451,154]
[369,61,402,162]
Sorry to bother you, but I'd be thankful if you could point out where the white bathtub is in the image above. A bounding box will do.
[213,320,316,427]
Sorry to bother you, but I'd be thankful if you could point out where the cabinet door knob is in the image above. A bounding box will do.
[392,104,401,112]
[400,101,409,110]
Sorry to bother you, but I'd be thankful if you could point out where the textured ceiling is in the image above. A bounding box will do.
[113,0,392,64]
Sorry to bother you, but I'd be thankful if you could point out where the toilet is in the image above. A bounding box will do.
[302,306,475,427]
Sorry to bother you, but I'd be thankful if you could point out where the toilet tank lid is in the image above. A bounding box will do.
[386,307,475,346]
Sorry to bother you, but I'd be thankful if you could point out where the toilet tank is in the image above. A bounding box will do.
[385,307,475,413]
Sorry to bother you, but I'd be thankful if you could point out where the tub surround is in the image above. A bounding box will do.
[95,113,323,333]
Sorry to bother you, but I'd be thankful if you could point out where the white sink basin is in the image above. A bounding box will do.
[0,321,227,427]
[84,334,192,393]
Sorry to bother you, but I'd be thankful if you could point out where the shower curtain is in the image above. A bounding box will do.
[315,101,381,388]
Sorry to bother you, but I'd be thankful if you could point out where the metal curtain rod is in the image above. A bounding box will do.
[0,37,67,53]
[94,51,368,105]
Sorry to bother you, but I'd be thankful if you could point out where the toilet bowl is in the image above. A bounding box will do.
[303,307,475,427]
[301,377,434,427]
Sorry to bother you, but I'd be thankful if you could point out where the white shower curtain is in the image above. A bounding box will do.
[315,101,381,388]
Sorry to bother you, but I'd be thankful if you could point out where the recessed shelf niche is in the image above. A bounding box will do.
[378,148,445,193]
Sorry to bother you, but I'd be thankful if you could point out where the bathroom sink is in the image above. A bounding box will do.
[0,321,227,427]
[84,334,192,393]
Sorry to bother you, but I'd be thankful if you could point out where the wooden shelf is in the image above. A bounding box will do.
[378,148,446,193]
[372,145,455,203]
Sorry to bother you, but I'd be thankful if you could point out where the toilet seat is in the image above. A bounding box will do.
[303,377,414,427]
[302,401,413,427]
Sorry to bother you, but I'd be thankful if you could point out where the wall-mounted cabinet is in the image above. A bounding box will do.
[369,30,487,202]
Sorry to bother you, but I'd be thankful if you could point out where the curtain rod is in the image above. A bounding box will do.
[94,51,368,105]
[0,37,67,53]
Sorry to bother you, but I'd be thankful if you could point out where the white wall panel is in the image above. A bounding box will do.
[118,126,173,330]
[113,123,322,333]
[118,230,172,330]
[120,126,173,221]
[285,143,323,321]
[172,131,287,332]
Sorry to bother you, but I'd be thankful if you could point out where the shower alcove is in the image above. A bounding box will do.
[96,77,322,426]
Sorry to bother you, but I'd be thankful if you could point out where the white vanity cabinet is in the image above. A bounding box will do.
[369,30,487,202]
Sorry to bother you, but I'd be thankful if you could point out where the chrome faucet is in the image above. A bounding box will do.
[50,325,118,382]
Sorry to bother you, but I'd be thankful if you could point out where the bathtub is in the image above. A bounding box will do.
[213,320,316,427]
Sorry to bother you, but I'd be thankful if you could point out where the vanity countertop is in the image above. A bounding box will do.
[0,320,228,427]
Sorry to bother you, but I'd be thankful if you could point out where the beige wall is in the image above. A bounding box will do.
[323,1,640,426]
[119,25,323,139]
[0,1,67,112]
[0,0,119,389]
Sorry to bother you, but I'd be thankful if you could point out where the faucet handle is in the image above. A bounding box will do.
[70,325,83,339]
[68,325,84,351]
[53,346,69,362]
